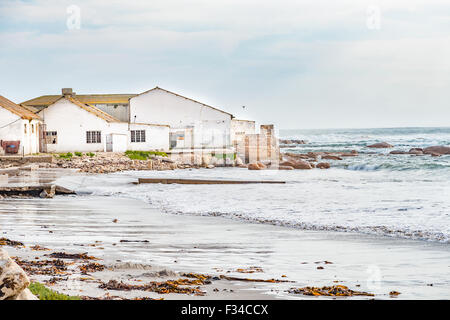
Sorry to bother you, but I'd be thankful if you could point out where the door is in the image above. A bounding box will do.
[106,134,113,152]
[39,124,47,153]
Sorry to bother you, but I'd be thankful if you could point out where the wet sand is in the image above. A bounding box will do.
[0,169,449,299]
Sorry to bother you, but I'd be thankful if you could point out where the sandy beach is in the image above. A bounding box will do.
[1,168,449,300]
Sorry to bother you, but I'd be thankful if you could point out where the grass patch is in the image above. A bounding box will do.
[28,282,81,300]
[74,152,83,157]
[125,150,168,160]
[58,152,73,159]
[212,153,236,160]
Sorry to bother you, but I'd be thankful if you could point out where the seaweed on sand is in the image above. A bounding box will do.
[99,279,206,296]
[288,285,374,297]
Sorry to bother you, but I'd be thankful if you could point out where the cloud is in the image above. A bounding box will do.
[1,0,450,128]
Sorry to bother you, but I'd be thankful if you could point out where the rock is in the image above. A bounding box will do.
[367,142,393,148]
[322,155,342,160]
[284,153,311,160]
[278,165,294,170]
[39,190,48,198]
[390,150,407,155]
[206,165,215,169]
[279,139,306,145]
[280,160,296,167]
[39,185,55,199]
[235,157,244,166]
[408,149,423,155]
[256,162,266,169]
[409,148,423,153]
[292,160,312,170]
[430,152,441,157]
[12,288,38,300]
[238,164,248,168]
[316,162,331,169]
[0,248,35,300]
[248,163,262,170]
[423,146,450,155]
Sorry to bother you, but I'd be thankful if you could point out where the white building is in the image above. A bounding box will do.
[37,94,130,153]
[129,87,233,150]
[0,95,41,155]
[36,91,170,153]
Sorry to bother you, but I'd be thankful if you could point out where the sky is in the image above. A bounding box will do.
[1,0,449,129]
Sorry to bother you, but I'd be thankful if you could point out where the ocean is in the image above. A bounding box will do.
[59,126,450,244]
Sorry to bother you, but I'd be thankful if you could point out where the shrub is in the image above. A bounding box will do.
[86,152,95,157]
[58,152,73,159]
[125,150,168,160]
[75,152,83,157]
[28,282,81,300]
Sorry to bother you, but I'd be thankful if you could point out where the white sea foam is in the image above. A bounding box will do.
[56,127,450,244]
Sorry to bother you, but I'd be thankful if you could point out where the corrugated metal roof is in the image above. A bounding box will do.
[0,95,41,120]
[22,94,137,107]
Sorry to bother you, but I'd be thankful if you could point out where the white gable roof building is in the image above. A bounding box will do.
[0,95,42,155]
[129,87,233,150]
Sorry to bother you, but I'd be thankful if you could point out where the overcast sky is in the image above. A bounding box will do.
[1,0,449,129]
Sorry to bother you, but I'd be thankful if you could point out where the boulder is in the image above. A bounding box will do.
[256,162,267,169]
[322,155,343,160]
[235,157,244,166]
[12,288,38,300]
[39,185,56,199]
[0,248,37,300]
[423,146,450,155]
[340,150,359,157]
[292,160,312,170]
[280,160,296,167]
[278,165,294,170]
[430,152,441,157]
[390,150,407,155]
[316,162,331,169]
[248,163,262,170]
[408,149,423,155]
[367,142,393,148]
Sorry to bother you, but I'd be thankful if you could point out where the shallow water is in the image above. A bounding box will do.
[54,166,450,243]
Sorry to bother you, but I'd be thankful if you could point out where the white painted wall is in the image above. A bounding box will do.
[128,123,169,151]
[130,89,232,149]
[0,107,40,155]
[231,119,256,143]
[39,98,127,153]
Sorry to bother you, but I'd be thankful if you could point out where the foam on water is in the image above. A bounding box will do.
[57,127,450,244]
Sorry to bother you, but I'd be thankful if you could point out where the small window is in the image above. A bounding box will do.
[45,131,57,144]
[86,131,101,144]
[131,130,146,143]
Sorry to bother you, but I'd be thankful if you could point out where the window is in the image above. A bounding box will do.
[24,124,27,134]
[86,131,101,143]
[45,131,58,144]
[131,130,146,143]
